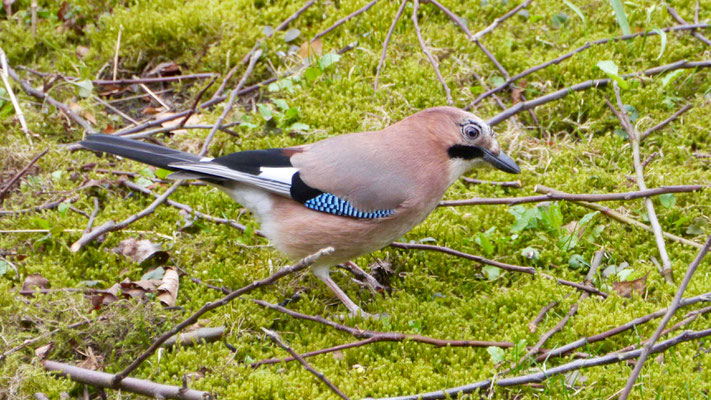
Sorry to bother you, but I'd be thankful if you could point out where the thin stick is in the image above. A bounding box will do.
[640,104,693,142]
[262,328,351,400]
[537,291,711,361]
[93,95,138,125]
[608,82,673,284]
[139,82,171,110]
[439,184,708,206]
[0,196,79,216]
[517,250,604,366]
[112,27,122,82]
[177,75,216,129]
[364,329,711,400]
[69,180,184,252]
[31,0,38,35]
[0,48,32,140]
[251,337,380,368]
[254,299,516,348]
[43,360,209,400]
[618,235,711,400]
[528,300,560,333]
[93,73,216,86]
[471,0,536,41]
[467,24,711,108]
[667,6,711,46]
[201,50,261,157]
[389,242,607,297]
[84,197,100,234]
[487,60,711,125]
[374,0,408,91]
[0,148,48,201]
[111,248,333,386]
[313,0,380,41]
[122,180,254,234]
[533,185,702,249]
[461,177,522,188]
[412,0,453,105]
[0,318,97,362]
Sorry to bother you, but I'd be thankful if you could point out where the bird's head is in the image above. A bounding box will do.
[418,107,521,175]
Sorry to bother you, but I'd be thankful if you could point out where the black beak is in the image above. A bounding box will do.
[482,149,521,174]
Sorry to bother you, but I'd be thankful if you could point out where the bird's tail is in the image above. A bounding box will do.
[79,134,202,170]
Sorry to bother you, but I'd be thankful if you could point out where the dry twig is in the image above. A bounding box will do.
[374,0,408,91]
[412,0,453,105]
[313,0,381,41]
[0,47,32,140]
[111,248,333,386]
[640,104,693,142]
[667,6,711,46]
[0,148,48,202]
[607,82,673,283]
[262,328,351,400]
[461,177,522,188]
[618,235,711,399]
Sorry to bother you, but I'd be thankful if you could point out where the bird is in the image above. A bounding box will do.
[79,106,520,317]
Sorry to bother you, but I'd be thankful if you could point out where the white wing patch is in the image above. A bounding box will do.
[169,162,292,197]
[258,167,298,184]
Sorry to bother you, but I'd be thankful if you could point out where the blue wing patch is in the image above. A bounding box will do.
[304,193,394,219]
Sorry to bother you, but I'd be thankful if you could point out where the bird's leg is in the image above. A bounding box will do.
[312,265,371,318]
[338,261,386,296]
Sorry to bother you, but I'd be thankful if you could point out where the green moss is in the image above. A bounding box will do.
[2,0,711,398]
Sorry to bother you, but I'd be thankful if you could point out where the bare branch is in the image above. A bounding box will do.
[112,248,333,386]
[43,360,210,400]
[640,104,693,142]
[262,328,351,400]
[313,0,381,41]
[618,235,711,400]
[667,6,711,46]
[92,73,216,86]
[412,0,453,105]
[461,177,522,188]
[471,0,535,41]
[374,0,408,91]
[0,148,48,202]
[0,47,32,140]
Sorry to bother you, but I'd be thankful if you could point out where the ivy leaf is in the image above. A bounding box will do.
[659,193,676,208]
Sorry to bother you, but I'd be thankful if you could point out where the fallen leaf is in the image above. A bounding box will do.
[144,61,181,77]
[77,347,103,370]
[157,267,179,307]
[284,28,301,42]
[612,273,648,298]
[298,38,323,60]
[22,273,49,292]
[142,106,164,115]
[512,87,524,104]
[112,238,168,265]
[34,343,53,360]
[76,46,90,59]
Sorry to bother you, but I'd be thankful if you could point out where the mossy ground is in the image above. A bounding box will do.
[1,0,710,398]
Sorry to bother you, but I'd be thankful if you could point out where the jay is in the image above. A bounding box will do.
[80,106,520,316]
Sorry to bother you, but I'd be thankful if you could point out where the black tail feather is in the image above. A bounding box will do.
[79,134,201,171]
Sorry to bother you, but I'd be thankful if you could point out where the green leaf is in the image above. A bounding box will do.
[483,266,501,281]
[597,60,628,89]
[141,267,165,281]
[568,254,588,269]
[304,66,323,81]
[659,193,676,208]
[57,202,71,216]
[617,268,634,281]
[257,104,273,121]
[273,99,289,111]
[579,211,599,227]
[520,247,539,260]
[563,0,586,25]
[487,346,505,364]
[318,53,341,70]
[623,105,639,123]
[551,13,569,29]
[51,170,64,180]
[661,69,686,87]
[652,28,667,60]
[490,75,506,87]
[288,122,310,132]
[614,128,629,139]
[140,167,156,179]
[475,232,494,256]
[72,79,94,98]
[607,0,631,35]
[155,168,172,179]
[510,208,540,232]
[135,176,153,188]
[0,259,9,276]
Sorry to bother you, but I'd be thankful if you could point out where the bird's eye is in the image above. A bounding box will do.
[464,124,482,139]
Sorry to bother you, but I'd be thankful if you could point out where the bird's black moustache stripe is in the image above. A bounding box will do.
[447,144,484,160]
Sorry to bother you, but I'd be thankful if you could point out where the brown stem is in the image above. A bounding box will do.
[0,148,48,202]
[251,337,380,368]
[313,0,381,41]
[461,177,522,188]
[618,235,711,399]
[43,360,210,400]
[373,0,408,91]
[111,248,333,386]
[667,6,711,46]
[262,328,351,400]
[640,104,693,142]
[467,24,710,108]
[412,0,453,105]
[0,195,79,216]
[528,300,560,333]
[92,73,216,85]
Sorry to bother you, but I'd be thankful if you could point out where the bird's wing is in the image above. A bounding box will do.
[172,133,413,219]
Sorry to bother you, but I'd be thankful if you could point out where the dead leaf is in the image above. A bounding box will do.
[76,46,90,59]
[34,343,53,360]
[157,267,179,307]
[612,273,648,298]
[144,61,181,77]
[57,2,70,20]
[298,38,323,60]
[22,273,49,292]
[112,238,168,265]
[104,124,115,134]
[142,106,164,115]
